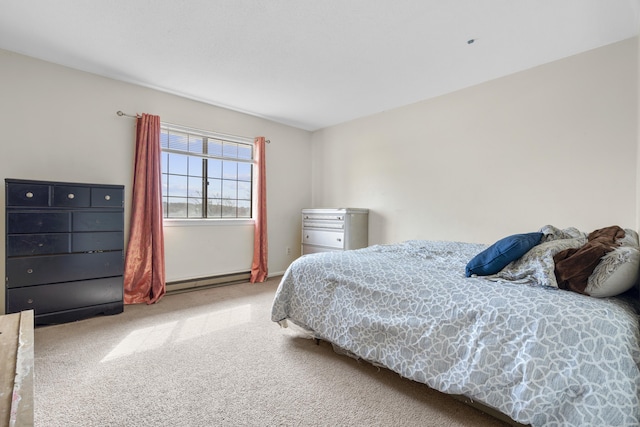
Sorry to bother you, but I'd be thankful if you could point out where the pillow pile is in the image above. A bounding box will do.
[465,232,543,277]
[468,226,640,298]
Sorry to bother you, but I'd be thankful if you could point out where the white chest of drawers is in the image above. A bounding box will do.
[301,208,369,255]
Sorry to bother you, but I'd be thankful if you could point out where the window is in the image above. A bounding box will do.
[160,124,253,219]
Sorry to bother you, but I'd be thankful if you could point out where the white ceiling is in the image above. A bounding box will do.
[1,1,638,131]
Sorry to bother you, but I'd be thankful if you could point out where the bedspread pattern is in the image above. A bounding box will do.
[271,240,640,427]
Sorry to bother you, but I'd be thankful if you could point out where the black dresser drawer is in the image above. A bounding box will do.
[6,251,124,288]
[52,185,91,207]
[6,276,124,315]
[72,231,124,252]
[6,183,50,207]
[7,233,71,257]
[7,211,71,233]
[73,211,123,232]
[91,187,124,208]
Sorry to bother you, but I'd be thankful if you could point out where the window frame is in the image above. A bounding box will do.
[160,122,255,223]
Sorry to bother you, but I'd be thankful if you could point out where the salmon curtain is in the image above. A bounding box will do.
[250,136,268,283]
[123,113,166,304]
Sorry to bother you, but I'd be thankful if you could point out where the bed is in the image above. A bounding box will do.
[271,225,640,427]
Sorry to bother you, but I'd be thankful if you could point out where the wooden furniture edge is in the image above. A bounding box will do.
[0,310,34,427]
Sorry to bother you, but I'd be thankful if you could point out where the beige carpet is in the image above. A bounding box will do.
[34,277,509,426]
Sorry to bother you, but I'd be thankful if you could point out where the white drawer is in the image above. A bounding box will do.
[303,229,344,248]
[302,220,344,230]
[302,213,345,221]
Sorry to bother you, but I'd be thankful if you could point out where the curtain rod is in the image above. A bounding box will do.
[116,110,269,143]
[116,110,138,119]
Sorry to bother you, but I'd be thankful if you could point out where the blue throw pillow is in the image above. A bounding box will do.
[465,232,544,277]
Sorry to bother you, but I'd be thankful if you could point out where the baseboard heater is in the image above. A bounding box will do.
[166,271,251,294]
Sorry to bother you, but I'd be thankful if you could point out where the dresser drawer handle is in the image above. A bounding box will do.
[27,299,34,304]
[25,191,34,198]
[67,193,75,199]
[105,195,111,201]
[337,238,342,242]
[306,235,309,239]
[27,268,33,274]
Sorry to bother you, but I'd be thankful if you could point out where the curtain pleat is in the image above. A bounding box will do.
[123,113,166,304]
[250,136,268,283]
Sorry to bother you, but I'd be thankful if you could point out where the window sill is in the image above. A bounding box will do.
[163,218,255,227]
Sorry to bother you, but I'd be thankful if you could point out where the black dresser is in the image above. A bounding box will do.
[5,179,124,324]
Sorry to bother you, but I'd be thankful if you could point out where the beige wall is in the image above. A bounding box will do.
[1,36,638,313]
[312,37,639,245]
[0,49,313,313]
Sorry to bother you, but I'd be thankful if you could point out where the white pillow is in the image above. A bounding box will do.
[618,229,639,247]
[586,238,640,298]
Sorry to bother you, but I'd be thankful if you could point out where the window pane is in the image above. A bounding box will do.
[237,200,251,218]
[167,153,188,175]
[161,159,169,195]
[222,199,237,217]
[237,144,252,160]
[208,178,222,198]
[237,163,252,181]
[167,197,187,217]
[189,135,203,154]
[238,181,251,200]
[222,180,237,200]
[188,157,202,177]
[223,142,238,158]
[168,131,189,152]
[161,152,168,174]
[187,198,202,217]
[223,161,237,179]
[208,159,222,179]
[188,177,202,197]
[160,130,169,148]
[207,199,222,217]
[208,139,223,156]
[161,125,254,219]
[168,174,188,197]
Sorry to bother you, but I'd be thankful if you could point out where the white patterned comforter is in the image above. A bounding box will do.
[271,240,640,427]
